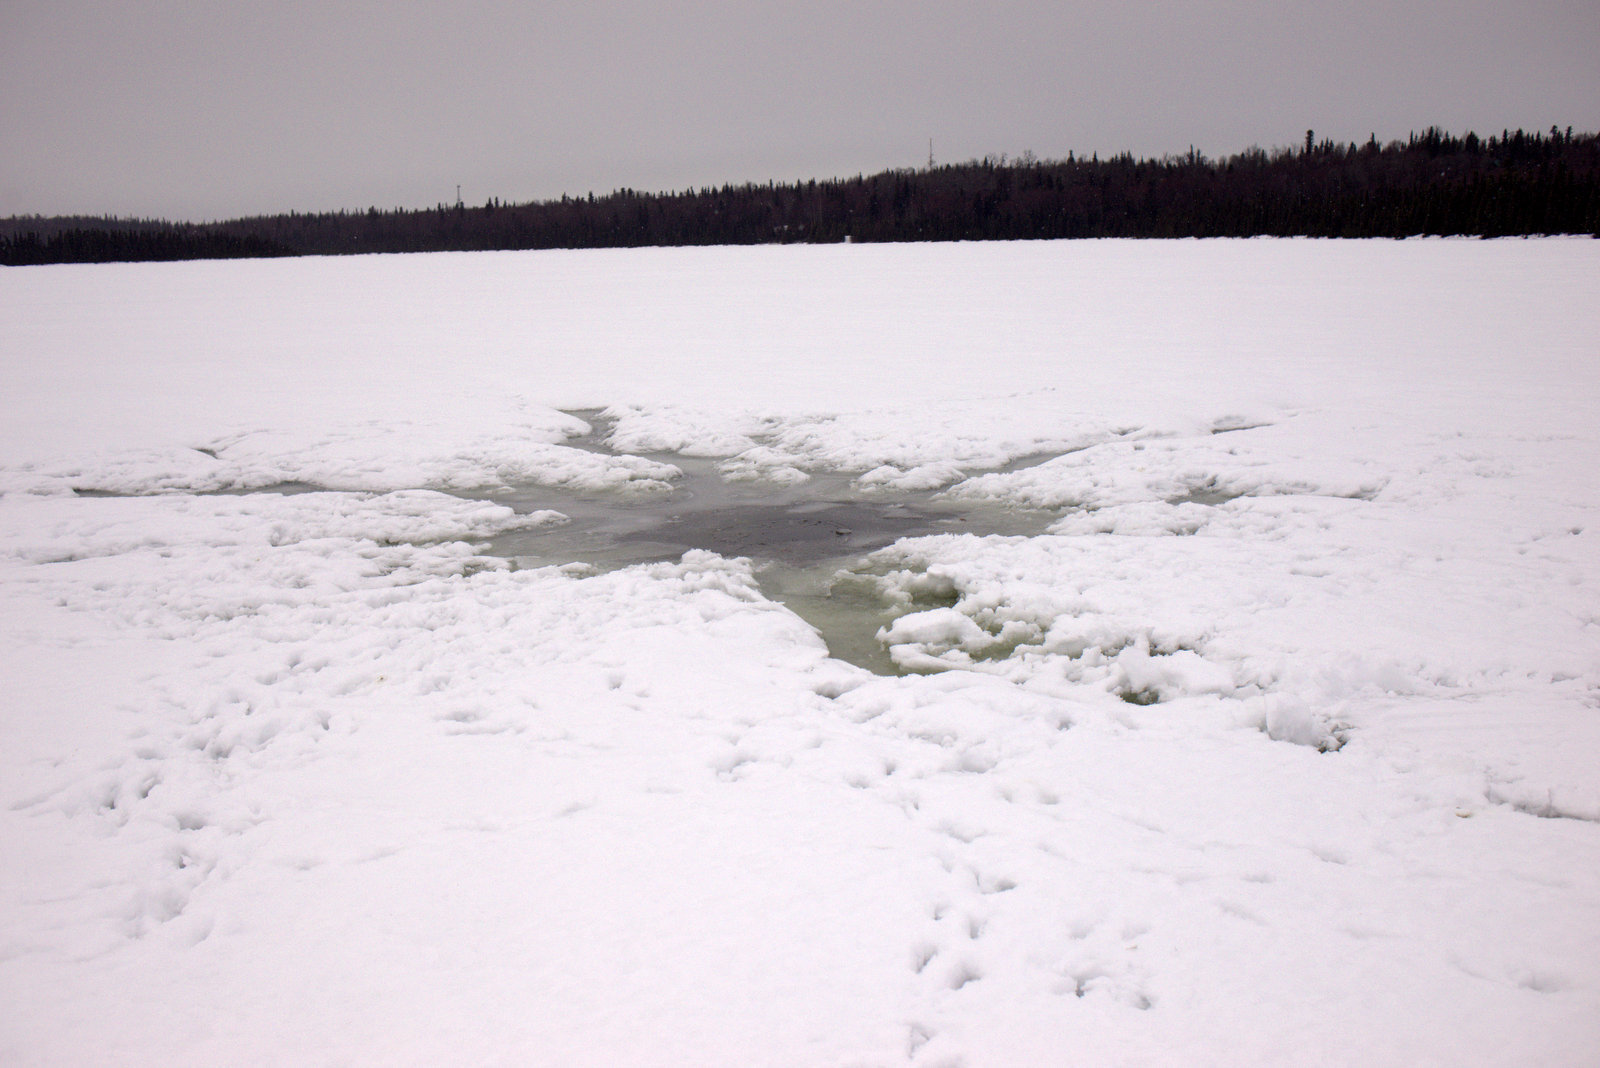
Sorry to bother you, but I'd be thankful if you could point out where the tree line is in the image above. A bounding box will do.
[0,226,294,265]
[4,127,1596,265]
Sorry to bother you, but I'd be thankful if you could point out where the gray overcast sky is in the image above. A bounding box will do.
[3,0,1597,221]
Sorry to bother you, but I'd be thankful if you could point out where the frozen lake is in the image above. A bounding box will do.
[2,238,1597,1065]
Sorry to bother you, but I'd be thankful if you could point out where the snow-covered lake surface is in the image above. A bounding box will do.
[2,238,1597,1065]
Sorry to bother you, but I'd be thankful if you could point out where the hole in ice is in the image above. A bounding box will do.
[1164,478,1247,507]
[478,410,1061,676]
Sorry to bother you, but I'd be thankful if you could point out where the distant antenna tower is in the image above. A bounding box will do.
[455,184,462,207]
[928,139,935,169]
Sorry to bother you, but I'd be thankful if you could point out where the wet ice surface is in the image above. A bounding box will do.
[60,411,1063,676]
[481,412,1059,674]
[75,481,327,498]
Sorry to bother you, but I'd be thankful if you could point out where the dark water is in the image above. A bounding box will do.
[479,411,1062,673]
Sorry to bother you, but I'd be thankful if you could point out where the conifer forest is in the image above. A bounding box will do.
[4,127,1596,265]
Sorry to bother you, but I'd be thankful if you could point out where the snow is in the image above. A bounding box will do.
[2,238,1598,1065]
